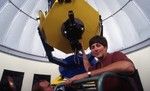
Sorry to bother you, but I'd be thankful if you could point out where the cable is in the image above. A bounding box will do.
[103,0,132,21]
[8,0,37,21]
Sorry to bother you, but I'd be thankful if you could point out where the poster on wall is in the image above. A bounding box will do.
[32,74,51,87]
[0,69,24,91]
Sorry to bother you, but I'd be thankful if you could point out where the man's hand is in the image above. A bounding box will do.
[64,73,88,85]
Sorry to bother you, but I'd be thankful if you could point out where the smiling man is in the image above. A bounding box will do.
[65,35,135,91]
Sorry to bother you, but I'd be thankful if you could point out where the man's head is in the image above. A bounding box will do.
[89,35,108,49]
[89,35,108,59]
[32,80,53,91]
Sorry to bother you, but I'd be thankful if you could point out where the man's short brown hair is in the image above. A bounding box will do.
[89,35,108,49]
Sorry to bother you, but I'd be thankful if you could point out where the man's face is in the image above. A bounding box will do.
[90,43,107,59]
[39,80,53,91]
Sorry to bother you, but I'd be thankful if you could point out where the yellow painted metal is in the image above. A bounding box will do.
[38,10,46,30]
[51,75,64,85]
[39,0,100,53]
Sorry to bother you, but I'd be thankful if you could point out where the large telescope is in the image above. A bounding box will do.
[38,0,101,78]
[38,0,100,53]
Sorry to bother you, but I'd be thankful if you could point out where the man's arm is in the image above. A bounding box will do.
[38,28,67,67]
[81,46,92,72]
[65,60,135,84]
[90,60,135,77]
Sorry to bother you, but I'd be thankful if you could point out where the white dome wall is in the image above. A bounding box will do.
[0,0,48,56]
[128,46,150,91]
[0,0,149,58]
[0,51,59,91]
[88,0,150,52]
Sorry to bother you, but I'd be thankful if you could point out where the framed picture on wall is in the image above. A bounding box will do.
[0,69,24,91]
[32,74,51,87]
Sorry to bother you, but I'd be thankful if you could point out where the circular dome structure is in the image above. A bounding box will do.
[0,0,150,91]
[0,0,149,61]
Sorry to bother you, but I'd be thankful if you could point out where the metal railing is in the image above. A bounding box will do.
[54,70,143,91]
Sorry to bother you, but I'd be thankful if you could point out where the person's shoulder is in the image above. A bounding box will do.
[112,51,124,55]
[111,51,126,57]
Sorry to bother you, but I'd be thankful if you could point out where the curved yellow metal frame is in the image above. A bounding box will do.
[39,0,101,53]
